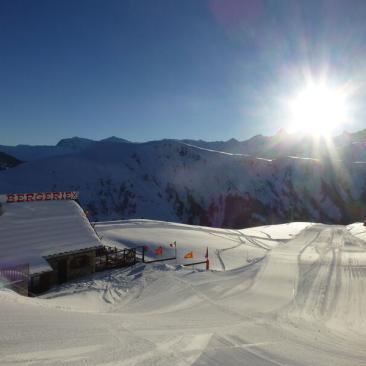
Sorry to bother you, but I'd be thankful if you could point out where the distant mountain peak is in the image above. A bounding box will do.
[275,128,289,136]
[227,138,239,143]
[56,137,96,149]
[100,136,130,143]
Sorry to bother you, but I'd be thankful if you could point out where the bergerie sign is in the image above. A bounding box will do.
[0,191,79,203]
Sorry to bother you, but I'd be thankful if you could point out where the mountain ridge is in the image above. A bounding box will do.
[2,128,366,162]
[1,136,366,227]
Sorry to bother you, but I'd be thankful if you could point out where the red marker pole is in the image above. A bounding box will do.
[174,241,177,264]
[205,247,209,270]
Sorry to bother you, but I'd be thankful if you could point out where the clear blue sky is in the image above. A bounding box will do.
[1,0,366,145]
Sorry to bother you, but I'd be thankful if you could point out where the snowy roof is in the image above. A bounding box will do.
[0,200,102,273]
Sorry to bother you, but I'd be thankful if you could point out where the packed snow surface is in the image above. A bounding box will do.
[95,220,312,270]
[347,222,366,241]
[0,201,101,273]
[1,220,366,365]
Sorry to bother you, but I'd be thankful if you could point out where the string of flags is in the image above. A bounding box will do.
[143,243,208,260]
[184,251,193,259]
[142,242,209,270]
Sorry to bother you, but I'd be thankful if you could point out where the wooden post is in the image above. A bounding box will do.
[206,258,210,271]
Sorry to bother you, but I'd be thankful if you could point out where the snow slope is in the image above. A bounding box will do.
[1,221,365,365]
[0,201,101,273]
[95,219,312,271]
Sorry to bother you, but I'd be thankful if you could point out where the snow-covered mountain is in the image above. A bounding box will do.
[0,151,22,170]
[56,137,96,150]
[0,143,74,162]
[0,136,130,162]
[185,129,366,161]
[1,134,366,227]
[2,129,366,162]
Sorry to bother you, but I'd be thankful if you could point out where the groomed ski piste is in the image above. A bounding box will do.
[1,216,366,365]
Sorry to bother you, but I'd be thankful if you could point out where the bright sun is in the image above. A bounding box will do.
[288,81,349,136]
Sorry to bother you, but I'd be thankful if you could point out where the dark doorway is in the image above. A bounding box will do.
[58,259,68,284]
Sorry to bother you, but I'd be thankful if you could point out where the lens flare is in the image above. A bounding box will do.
[287,81,349,135]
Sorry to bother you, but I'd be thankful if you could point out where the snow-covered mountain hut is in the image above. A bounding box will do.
[0,192,103,294]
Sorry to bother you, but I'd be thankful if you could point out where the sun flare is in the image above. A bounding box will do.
[287,81,349,136]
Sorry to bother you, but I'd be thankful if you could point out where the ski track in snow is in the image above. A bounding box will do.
[1,221,366,365]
